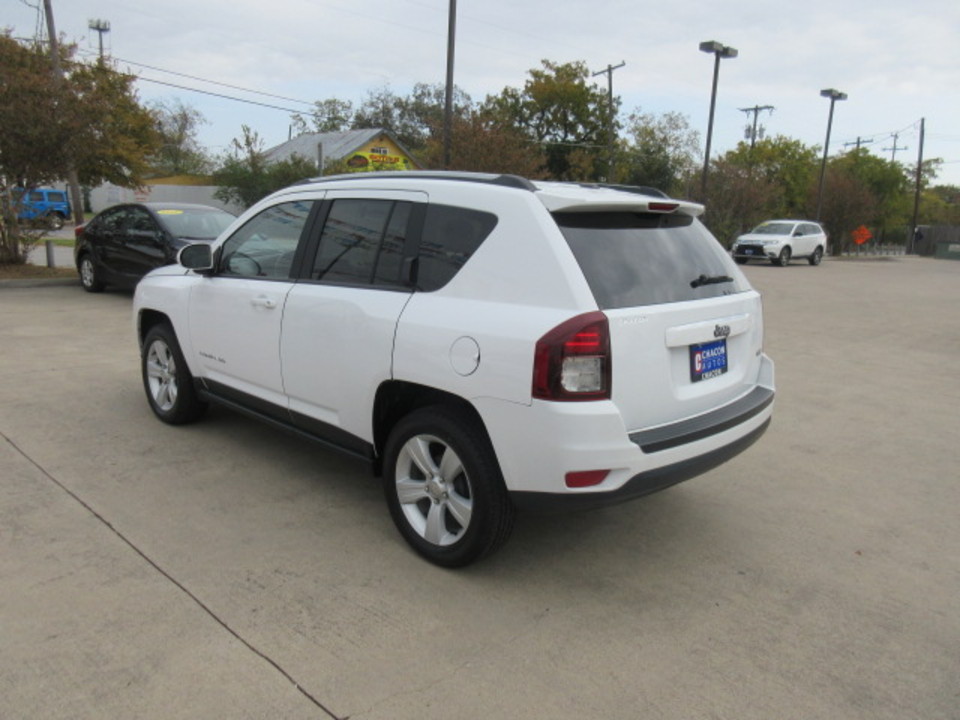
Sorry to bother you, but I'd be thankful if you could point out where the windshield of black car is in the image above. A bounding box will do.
[554,211,749,309]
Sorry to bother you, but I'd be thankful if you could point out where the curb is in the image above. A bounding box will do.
[0,277,80,289]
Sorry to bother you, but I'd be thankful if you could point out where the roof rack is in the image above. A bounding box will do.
[295,170,537,192]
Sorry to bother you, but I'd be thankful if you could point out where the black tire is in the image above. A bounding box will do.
[46,212,64,230]
[78,253,105,293]
[773,246,792,267]
[383,406,515,567]
[734,257,749,265]
[141,324,207,425]
[808,246,824,266]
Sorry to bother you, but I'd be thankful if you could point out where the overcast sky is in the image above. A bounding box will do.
[8,0,960,186]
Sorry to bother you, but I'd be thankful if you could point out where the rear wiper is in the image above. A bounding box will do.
[690,273,733,288]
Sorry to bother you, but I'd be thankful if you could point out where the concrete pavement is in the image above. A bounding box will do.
[1,257,958,719]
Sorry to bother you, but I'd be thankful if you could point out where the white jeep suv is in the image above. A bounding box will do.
[134,172,775,566]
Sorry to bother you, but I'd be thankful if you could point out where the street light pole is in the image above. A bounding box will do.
[815,88,848,222]
[699,41,738,200]
[442,0,457,169]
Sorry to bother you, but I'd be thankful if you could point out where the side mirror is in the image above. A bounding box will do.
[179,243,213,272]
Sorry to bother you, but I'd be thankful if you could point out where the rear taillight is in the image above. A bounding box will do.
[532,311,611,401]
[74,224,85,239]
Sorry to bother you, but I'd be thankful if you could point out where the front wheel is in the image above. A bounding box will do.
[141,324,207,425]
[808,246,824,266]
[383,406,515,567]
[773,246,792,267]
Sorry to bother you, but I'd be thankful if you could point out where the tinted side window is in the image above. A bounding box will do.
[416,204,498,292]
[47,192,66,203]
[29,191,44,202]
[556,212,749,309]
[312,199,412,286]
[100,207,130,233]
[376,202,412,285]
[220,201,313,279]
[127,207,157,233]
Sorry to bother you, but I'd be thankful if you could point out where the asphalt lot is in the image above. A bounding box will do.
[1,257,958,719]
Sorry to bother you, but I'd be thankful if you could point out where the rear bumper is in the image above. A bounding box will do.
[478,353,775,511]
[511,417,770,513]
[630,385,773,453]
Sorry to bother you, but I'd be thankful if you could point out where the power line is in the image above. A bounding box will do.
[134,77,305,114]
[76,49,314,106]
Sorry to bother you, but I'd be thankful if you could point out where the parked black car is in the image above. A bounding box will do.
[75,202,236,292]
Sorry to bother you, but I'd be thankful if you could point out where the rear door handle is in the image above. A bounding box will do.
[251,295,277,309]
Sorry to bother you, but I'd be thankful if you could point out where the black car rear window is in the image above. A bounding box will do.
[554,212,748,308]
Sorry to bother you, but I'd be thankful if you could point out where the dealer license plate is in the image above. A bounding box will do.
[690,339,728,382]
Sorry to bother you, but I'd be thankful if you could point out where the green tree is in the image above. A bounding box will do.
[291,97,355,135]
[815,165,878,255]
[720,136,819,217]
[418,112,546,177]
[828,149,911,233]
[618,110,701,195]
[0,33,160,263]
[698,158,782,247]
[921,184,960,225]
[483,60,614,181]
[352,83,472,152]
[148,99,211,176]
[213,125,317,209]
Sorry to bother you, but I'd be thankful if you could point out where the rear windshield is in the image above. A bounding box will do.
[555,212,749,309]
[159,208,236,239]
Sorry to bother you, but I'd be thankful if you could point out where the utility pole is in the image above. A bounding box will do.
[592,61,625,181]
[43,0,85,233]
[910,118,925,254]
[738,104,774,149]
[88,19,110,62]
[882,132,907,161]
[442,0,457,169]
[843,137,873,151]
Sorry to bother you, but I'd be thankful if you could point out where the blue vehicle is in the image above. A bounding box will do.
[15,188,72,230]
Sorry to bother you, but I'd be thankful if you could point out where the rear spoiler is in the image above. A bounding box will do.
[534,185,704,217]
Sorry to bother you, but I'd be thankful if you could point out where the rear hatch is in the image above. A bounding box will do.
[551,205,765,433]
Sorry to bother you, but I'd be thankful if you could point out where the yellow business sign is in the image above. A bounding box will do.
[345,152,412,172]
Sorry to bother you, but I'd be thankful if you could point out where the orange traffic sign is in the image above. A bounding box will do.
[852,225,873,246]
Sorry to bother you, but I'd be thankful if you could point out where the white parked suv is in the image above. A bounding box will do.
[731,219,827,266]
[134,172,775,566]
